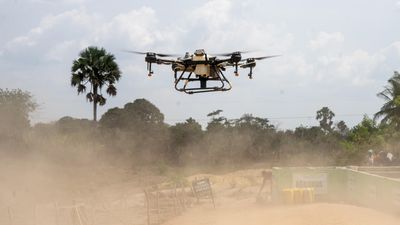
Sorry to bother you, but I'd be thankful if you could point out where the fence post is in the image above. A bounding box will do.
[54,202,60,225]
[7,207,14,225]
[144,190,151,225]
[74,204,84,225]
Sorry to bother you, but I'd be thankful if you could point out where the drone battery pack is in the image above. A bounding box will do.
[193,54,210,77]
[194,64,210,77]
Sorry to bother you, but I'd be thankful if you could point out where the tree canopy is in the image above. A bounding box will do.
[0,89,37,140]
[100,98,165,131]
[316,106,335,133]
[71,46,121,121]
[375,71,400,129]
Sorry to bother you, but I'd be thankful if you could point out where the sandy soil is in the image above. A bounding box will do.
[0,154,160,225]
[1,154,399,225]
[164,201,400,225]
[162,169,400,225]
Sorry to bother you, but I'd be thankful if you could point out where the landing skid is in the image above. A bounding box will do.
[174,66,232,94]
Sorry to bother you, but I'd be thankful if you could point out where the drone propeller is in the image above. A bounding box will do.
[124,50,180,57]
[211,50,254,57]
[237,55,280,79]
[249,55,281,61]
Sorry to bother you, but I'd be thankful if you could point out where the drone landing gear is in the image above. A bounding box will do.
[175,67,232,94]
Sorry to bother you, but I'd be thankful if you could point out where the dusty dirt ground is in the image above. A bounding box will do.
[164,201,400,225]
[170,170,400,225]
[1,154,399,225]
[0,153,163,225]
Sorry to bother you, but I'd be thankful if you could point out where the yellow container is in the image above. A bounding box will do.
[293,188,304,203]
[282,187,315,204]
[303,188,315,203]
[282,188,294,204]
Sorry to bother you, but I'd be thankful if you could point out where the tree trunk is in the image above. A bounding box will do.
[93,86,98,121]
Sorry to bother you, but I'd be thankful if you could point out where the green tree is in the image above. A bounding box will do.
[335,120,349,137]
[56,116,94,134]
[169,118,203,164]
[233,114,274,131]
[100,98,164,130]
[206,109,229,131]
[0,89,37,140]
[71,46,121,121]
[316,107,335,133]
[99,99,168,162]
[233,114,275,160]
[347,116,381,145]
[339,116,384,165]
[374,71,400,128]
[294,125,324,142]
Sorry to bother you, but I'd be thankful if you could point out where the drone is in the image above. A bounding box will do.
[126,49,279,94]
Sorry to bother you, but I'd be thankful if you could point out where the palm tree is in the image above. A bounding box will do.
[374,71,400,128]
[316,106,335,133]
[71,46,121,121]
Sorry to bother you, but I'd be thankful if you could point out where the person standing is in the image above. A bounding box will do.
[367,149,374,166]
[257,170,272,202]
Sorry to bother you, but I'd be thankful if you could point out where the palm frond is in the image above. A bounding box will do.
[106,84,117,96]
[77,84,86,93]
[97,95,106,106]
[86,92,93,102]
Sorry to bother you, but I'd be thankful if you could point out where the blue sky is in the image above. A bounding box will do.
[1,0,400,129]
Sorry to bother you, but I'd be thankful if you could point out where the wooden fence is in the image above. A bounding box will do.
[144,184,194,225]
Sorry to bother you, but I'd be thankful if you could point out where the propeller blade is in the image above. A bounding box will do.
[123,50,180,57]
[252,55,281,60]
[155,53,181,57]
[123,50,148,55]
[211,50,254,57]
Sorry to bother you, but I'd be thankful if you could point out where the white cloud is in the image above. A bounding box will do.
[337,50,385,84]
[6,36,36,47]
[95,7,180,49]
[397,1,400,9]
[185,0,293,53]
[313,49,387,86]
[5,8,95,52]
[29,0,89,4]
[45,40,77,62]
[391,41,400,55]
[3,6,183,63]
[309,32,344,50]
[191,0,232,29]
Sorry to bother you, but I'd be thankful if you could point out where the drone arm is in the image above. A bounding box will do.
[156,58,175,65]
[145,58,176,76]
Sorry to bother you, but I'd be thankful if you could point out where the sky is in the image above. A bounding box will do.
[1,0,400,129]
